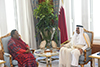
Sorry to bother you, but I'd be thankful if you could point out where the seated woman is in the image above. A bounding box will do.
[8,29,37,67]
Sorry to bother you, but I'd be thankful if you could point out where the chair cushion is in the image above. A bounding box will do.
[85,48,92,63]
[79,55,85,64]
[79,55,85,61]
[84,32,92,44]
[2,36,11,53]
[79,61,85,64]
[79,48,92,64]
[12,60,18,65]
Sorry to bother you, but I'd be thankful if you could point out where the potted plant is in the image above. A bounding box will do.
[34,0,58,48]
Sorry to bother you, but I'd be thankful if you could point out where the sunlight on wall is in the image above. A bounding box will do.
[93,0,100,39]
[5,0,16,32]
[73,0,82,26]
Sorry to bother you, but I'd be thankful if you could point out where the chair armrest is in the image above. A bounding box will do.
[4,52,13,67]
[4,53,11,57]
[84,47,91,52]
[83,47,92,62]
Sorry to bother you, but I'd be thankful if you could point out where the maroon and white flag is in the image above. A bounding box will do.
[58,0,68,45]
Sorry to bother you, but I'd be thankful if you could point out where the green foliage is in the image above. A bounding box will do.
[34,0,58,43]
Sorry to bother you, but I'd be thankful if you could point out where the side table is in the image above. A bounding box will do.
[89,52,100,67]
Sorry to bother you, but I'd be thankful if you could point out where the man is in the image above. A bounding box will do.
[8,29,37,67]
[59,25,90,67]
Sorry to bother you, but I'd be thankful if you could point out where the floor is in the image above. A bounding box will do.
[38,59,98,67]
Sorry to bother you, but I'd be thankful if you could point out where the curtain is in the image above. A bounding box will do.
[16,0,37,49]
[26,0,37,49]
[0,0,8,37]
[53,0,59,15]
[53,0,60,46]
[0,0,7,50]
[31,0,42,49]
[31,0,38,10]
[0,0,17,50]
[0,0,19,36]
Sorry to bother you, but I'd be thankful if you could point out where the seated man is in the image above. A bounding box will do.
[8,29,37,67]
[59,25,90,67]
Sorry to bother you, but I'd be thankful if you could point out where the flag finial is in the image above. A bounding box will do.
[61,0,64,5]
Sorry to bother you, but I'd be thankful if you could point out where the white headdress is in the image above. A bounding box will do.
[71,27,86,46]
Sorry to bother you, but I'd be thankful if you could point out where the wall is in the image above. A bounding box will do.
[64,0,90,38]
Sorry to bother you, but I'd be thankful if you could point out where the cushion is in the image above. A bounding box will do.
[79,55,85,61]
[84,32,92,44]
[2,36,11,53]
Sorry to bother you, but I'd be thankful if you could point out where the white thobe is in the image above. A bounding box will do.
[59,33,90,67]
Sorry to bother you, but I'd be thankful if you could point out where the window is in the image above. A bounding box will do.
[73,0,82,26]
[70,0,82,35]
[5,0,18,32]
[92,0,100,39]
[0,0,18,36]
[70,0,100,39]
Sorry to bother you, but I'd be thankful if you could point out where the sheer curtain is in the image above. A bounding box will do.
[64,0,82,38]
[71,0,82,31]
[92,0,100,39]
[5,0,16,32]
[73,0,82,26]
[0,0,37,49]
[0,0,15,50]
[0,0,8,37]
[0,0,18,36]
[16,0,37,49]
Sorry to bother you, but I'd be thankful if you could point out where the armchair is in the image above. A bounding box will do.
[61,29,93,67]
[0,33,38,67]
[78,29,93,67]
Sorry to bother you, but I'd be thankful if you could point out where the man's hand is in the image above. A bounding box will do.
[78,48,83,55]
[25,49,30,53]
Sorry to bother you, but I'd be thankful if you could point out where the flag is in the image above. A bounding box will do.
[58,0,68,45]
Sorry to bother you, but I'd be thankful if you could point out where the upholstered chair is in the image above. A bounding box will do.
[77,29,93,67]
[61,29,93,67]
[0,33,38,67]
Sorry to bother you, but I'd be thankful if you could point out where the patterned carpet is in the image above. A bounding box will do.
[38,60,98,67]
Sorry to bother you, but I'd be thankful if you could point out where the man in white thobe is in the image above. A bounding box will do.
[59,25,90,67]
